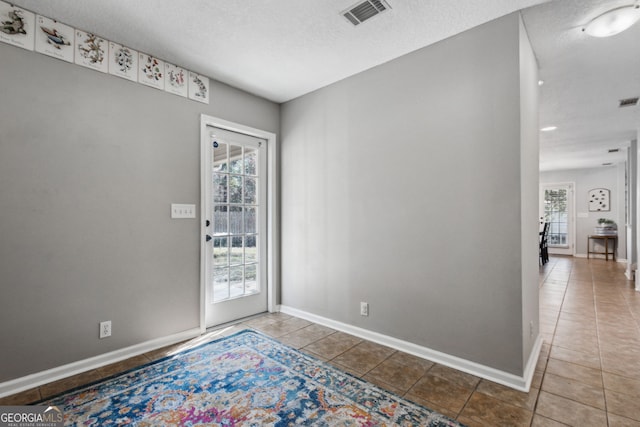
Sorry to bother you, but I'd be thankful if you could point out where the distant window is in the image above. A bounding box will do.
[544,188,568,248]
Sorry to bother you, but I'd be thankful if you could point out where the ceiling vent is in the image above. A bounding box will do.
[608,148,620,153]
[619,97,639,107]
[342,0,391,26]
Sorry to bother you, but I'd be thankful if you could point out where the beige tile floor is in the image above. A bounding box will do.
[2,255,640,426]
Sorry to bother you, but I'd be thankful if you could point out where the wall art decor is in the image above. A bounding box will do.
[108,41,138,81]
[3,2,213,106]
[138,52,164,90]
[0,0,35,50]
[75,29,107,72]
[164,62,187,97]
[588,188,610,212]
[35,15,74,62]
[188,71,209,104]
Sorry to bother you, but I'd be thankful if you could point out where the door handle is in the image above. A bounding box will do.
[206,235,212,242]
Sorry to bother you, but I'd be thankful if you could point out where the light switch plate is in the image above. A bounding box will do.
[171,203,196,219]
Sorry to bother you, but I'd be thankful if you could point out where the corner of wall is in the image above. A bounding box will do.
[518,14,541,370]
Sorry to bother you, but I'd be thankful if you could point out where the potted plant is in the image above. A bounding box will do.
[595,218,617,235]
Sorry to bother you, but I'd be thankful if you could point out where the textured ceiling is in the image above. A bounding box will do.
[7,0,640,172]
[522,0,640,171]
[9,0,546,103]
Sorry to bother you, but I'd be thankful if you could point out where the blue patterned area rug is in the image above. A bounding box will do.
[41,329,465,426]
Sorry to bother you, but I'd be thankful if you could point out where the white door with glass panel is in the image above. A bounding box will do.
[204,126,267,327]
[540,183,574,256]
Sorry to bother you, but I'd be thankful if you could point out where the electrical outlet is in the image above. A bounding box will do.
[100,320,112,339]
[360,302,369,316]
[529,321,534,338]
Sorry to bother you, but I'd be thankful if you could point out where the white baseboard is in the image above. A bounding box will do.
[0,327,201,399]
[522,334,544,390]
[279,305,540,392]
[574,253,627,263]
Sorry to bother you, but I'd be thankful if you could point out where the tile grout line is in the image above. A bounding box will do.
[454,376,482,423]
[360,350,395,378]
[401,372,427,403]
[315,337,364,369]
[590,262,612,426]
[528,259,557,427]
[530,257,569,426]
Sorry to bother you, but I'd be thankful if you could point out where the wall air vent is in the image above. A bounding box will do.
[342,0,391,26]
[619,97,639,107]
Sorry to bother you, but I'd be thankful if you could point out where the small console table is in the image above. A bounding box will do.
[587,235,617,261]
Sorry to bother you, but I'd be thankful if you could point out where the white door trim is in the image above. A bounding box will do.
[199,115,278,334]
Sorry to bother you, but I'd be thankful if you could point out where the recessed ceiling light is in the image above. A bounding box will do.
[541,126,557,132]
[538,80,544,86]
[583,5,640,37]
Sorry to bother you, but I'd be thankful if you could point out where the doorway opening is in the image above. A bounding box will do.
[200,115,278,330]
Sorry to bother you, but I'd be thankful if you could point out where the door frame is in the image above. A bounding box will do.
[540,181,575,256]
[199,114,278,333]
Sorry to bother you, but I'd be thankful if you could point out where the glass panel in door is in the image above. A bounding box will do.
[544,188,568,247]
[205,126,267,328]
[540,183,573,256]
[212,141,260,302]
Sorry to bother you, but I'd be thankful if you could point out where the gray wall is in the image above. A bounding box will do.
[0,42,279,382]
[280,13,537,375]
[540,166,625,259]
[632,140,638,272]
[518,15,540,368]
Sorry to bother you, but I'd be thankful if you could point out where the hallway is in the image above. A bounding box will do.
[536,256,640,425]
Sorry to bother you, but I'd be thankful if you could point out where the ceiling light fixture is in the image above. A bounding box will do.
[538,80,544,86]
[541,126,557,132]
[583,5,640,37]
